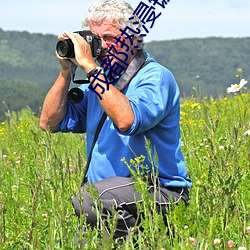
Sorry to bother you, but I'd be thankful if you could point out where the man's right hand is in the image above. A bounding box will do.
[56,33,79,71]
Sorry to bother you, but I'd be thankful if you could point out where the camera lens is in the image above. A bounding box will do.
[56,39,74,58]
[68,88,84,103]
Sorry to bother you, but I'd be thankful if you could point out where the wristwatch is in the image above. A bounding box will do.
[87,66,105,80]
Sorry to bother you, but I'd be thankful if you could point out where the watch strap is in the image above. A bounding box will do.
[87,66,104,80]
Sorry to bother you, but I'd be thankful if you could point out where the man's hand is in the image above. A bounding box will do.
[56,33,78,71]
[63,31,97,73]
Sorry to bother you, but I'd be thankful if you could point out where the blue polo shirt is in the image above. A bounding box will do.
[57,53,192,188]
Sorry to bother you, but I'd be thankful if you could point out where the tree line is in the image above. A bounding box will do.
[0,28,249,120]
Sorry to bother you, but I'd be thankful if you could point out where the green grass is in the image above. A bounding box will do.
[0,93,249,249]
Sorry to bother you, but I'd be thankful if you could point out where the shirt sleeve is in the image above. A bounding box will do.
[56,85,89,133]
[119,63,180,135]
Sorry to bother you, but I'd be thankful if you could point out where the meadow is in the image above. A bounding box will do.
[0,89,249,249]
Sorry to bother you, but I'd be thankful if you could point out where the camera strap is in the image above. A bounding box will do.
[81,50,149,186]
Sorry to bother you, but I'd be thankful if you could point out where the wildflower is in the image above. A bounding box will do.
[196,180,202,185]
[237,67,243,73]
[121,157,126,163]
[135,157,140,164]
[238,247,246,250]
[219,145,224,150]
[12,185,18,192]
[244,130,250,136]
[20,207,25,214]
[214,238,221,244]
[228,240,235,248]
[189,237,196,246]
[191,103,201,109]
[130,159,135,165]
[246,226,250,235]
[227,79,248,93]
[42,213,48,221]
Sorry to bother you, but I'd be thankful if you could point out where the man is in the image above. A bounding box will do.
[40,0,192,242]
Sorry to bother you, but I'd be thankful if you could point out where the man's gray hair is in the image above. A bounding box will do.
[82,0,144,49]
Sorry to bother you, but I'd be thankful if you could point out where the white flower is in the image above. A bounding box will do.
[189,237,196,245]
[218,145,224,150]
[238,247,246,250]
[244,130,250,136]
[214,238,221,244]
[20,207,25,214]
[227,79,248,93]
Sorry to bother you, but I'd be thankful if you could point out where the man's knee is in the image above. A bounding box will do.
[72,187,97,225]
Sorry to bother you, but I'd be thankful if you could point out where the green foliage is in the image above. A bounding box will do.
[0,93,249,249]
[0,29,61,121]
[1,29,250,120]
[0,79,46,121]
[0,28,60,89]
[180,94,250,249]
[145,37,250,98]
[0,109,85,249]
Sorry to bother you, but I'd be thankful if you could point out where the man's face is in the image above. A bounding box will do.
[89,19,136,71]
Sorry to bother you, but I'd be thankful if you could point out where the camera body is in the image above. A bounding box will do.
[56,30,102,58]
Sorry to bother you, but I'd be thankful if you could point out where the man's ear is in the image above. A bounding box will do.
[133,37,138,47]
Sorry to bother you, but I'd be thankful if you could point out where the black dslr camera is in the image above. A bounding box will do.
[56,30,102,58]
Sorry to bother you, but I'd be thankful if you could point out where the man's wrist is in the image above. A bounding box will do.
[83,61,97,73]
[87,66,105,80]
[61,68,70,75]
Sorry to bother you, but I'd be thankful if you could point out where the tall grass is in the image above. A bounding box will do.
[0,93,249,249]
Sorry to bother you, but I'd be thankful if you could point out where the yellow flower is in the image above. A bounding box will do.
[130,159,135,165]
[180,111,187,117]
[191,103,201,109]
[135,157,141,164]
[237,67,243,73]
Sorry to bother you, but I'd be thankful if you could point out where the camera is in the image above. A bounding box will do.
[56,30,102,58]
